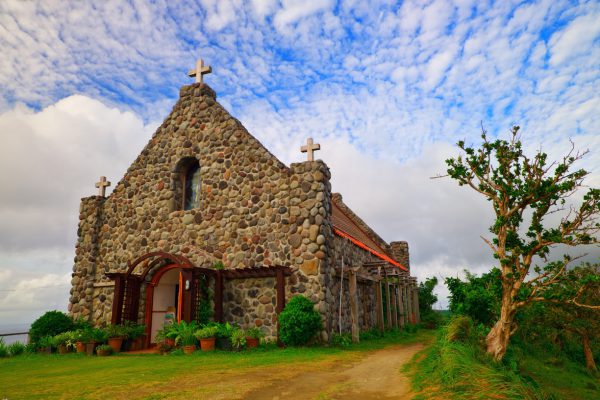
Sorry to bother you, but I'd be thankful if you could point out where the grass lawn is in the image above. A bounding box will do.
[0,329,433,400]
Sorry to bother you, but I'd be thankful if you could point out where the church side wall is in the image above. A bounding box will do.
[328,235,379,335]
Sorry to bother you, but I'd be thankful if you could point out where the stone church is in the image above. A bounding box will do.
[69,60,419,346]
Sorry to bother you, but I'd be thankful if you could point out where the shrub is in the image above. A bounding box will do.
[8,341,26,356]
[331,333,352,347]
[29,311,75,345]
[278,296,322,346]
[0,338,8,357]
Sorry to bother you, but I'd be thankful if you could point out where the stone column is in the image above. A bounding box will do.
[389,241,410,272]
[288,160,333,342]
[70,196,105,322]
[390,283,398,328]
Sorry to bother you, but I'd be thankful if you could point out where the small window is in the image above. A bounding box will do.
[172,157,201,212]
[184,163,200,210]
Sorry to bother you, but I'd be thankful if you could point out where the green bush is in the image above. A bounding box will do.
[0,338,8,357]
[278,296,322,346]
[331,332,352,347]
[29,311,75,345]
[8,341,26,356]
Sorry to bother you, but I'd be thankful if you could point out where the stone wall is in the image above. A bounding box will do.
[70,83,334,339]
[223,277,277,337]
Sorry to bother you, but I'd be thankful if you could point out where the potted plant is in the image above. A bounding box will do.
[230,328,246,351]
[37,335,53,354]
[96,344,113,357]
[54,332,75,354]
[121,322,146,351]
[158,342,172,355]
[195,326,218,351]
[86,328,107,356]
[104,324,127,353]
[73,329,91,353]
[174,321,198,355]
[155,323,178,347]
[215,322,234,350]
[245,327,263,349]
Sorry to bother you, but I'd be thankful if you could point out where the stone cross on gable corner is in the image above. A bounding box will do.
[95,176,111,197]
[300,137,321,161]
[188,59,212,83]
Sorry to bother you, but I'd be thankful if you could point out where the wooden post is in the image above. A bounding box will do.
[111,274,124,325]
[375,281,384,332]
[349,270,359,344]
[413,287,420,324]
[406,284,413,324]
[390,283,398,328]
[397,284,405,328]
[214,270,223,323]
[276,267,286,345]
[385,273,392,329]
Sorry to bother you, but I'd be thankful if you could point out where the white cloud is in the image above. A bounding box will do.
[550,12,600,66]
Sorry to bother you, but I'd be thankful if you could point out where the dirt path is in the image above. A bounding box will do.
[243,342,425,400]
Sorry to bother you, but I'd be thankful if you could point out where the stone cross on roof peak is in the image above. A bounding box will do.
[300,138,321,161]
[188,59,212,83]
[95,176,111,197]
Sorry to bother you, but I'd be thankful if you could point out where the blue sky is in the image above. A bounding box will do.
[0,0,599,324]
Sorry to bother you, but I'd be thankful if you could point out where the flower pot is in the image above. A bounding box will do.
[165,338,176,348]
[38,346,52,354]
[216,337,232,351]
[75,341,86,353]
[200,337,216,351]
[246,337,259,349]
[133,336,145,351]
[58,344,70,354]
[183,345,196,354]
[97,348,111,357]
[85,341,96,356]
[108,337,123,353]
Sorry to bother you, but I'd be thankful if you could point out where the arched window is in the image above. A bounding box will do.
[172,157,201,211]
[183,163,200,210]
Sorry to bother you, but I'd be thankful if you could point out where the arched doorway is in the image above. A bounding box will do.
[107,251,221,349]
[145,263,191,345]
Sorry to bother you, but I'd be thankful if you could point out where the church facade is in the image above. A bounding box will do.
[69,66,419,345]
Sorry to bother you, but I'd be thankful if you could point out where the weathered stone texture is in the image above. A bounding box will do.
[70,83,334,340]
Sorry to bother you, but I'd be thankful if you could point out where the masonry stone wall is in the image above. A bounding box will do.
[70,83,334,341]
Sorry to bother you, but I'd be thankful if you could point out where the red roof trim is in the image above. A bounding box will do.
[333,227,407,271]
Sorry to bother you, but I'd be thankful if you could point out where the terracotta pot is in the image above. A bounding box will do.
[75,341,86,353]
[108,337,123,353]
[133,336,145,350]
[246,337,259,348]
[97,348,111,357]
[58,344,70,355]
[38,346,52,354]
[85,341,96,356]
[165,338,176,347]
[200,337,216,351]
[183,345,196,354]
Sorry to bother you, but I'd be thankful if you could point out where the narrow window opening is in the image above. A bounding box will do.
[183,163,200,210]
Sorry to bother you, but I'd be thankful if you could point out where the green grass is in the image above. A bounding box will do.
[0,329,432,400]
[518,347,599,400]
[407,321,600,400]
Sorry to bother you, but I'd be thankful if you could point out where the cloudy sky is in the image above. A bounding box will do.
[1,0,599,326]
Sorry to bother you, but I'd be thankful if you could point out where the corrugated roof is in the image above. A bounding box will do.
[331,201,406,270]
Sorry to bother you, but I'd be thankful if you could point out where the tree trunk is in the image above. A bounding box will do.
[486,292,516,361]
[581,332,597,371]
